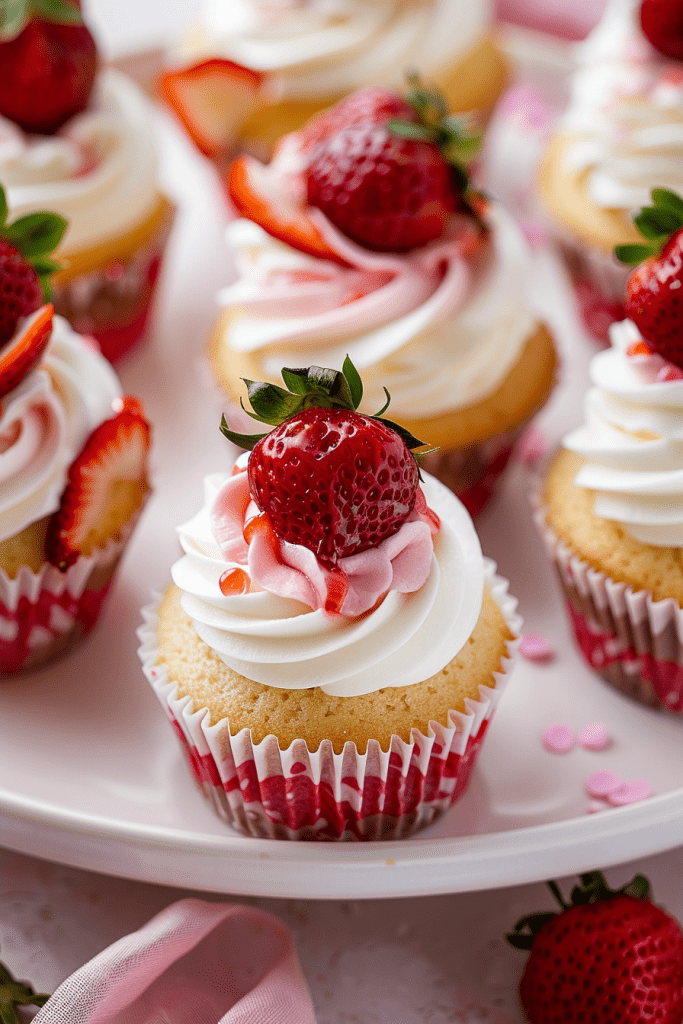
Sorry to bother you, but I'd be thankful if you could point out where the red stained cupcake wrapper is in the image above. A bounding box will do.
[0,534,129,674]
[535,504,683,714]
[556,235,628,345]
[52,203,175,364]
[421,428,523,518]
[138,561,521,841]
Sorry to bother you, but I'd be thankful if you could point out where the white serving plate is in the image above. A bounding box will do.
[1,112,682,901]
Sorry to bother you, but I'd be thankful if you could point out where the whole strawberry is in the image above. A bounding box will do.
[641,0,683,62]
[0,0,97,135]
[306,76,480,253]
[0,183,66,347]
[616,188,683,367]
[220,358,435,568]
[508,871,683,1024]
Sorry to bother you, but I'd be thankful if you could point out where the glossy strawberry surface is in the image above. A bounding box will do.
[0,18,97,134]
[306,123,460,252]
[626,227,683,367]
[520,894,683,1024]
[299,86,415,154]
[641,0,683,62]
[248,407,419,566]
[0,240,42,346]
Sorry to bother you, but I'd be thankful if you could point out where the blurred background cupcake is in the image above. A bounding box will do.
[539,0,683,343]
[160,0,508,166]
[0,0,174,363]
[538,191,683,713]
[0,193,152,672]
[138,360,520,840]
[210,83,557,515]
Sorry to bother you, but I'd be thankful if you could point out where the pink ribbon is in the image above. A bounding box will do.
[33,898,316,1024]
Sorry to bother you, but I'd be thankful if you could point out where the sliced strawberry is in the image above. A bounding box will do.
[228,155,348,266]
[159,59,265,158]
[0,304,53,399]
[46,400,151,571]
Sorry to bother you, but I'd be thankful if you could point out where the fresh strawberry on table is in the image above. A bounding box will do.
[507,870,683,1023]
[220,356,436,569]
[0,0,97,135]
[641,0,683,62]
[46,396,151,571]
[616,188,683,368]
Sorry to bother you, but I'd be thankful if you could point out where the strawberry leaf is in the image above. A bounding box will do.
[615,242,657,265]
[219,414,268,451]
[0,187,7,228]
[506,912,557,950]
[373,387,391,418]
[32,0,83,25]
[652,187,683,219]
[387,120,433,142]
[0,0,29,40]
[621,874,651,900]
[0,961,49,1024]
[342,354,363,409]
[634,207,681,240]
[4,212,67,259]
[244,380,303,425]
[280,367,311,395]
[376,416,428,452]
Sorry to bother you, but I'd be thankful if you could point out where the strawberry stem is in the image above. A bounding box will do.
[616,188,683,265]
[0,961,49,1024]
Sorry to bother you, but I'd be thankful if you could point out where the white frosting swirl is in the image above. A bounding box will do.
[182,0,489,100]
[218,202,537,417]
[171,470,484,696]
[564,318,683,546]
[1,70,160,255]
[0,316,121,543]
[563,0,683,211]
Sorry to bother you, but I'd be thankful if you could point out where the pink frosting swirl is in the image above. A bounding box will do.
[209,466,440,617]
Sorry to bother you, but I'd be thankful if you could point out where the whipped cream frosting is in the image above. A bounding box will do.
[563,0,683,211]
[564,318,683,546]
[219,201,537,418]
[171,468,484,696]
[182,0,489,101]
[0,315,121,544]
[1,70,161,255]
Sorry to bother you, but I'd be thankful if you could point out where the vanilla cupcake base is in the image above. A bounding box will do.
[138,562,520,841]
[52,196,175,364]
[538,450,683,714]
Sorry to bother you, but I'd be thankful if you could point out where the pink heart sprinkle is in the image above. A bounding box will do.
[608,780,652,806]
[585,770,622,798]
[516,426,548,466]
[542,723,575,753]
[520,632,555,661]
[578,722,612,751]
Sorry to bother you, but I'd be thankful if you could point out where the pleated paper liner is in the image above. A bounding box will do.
[138,560,521,841]
[535,502,683,715]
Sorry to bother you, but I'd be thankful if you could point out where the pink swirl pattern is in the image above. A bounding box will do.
[210,467,440,617]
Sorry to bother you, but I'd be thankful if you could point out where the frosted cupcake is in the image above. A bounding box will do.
[161,0,507,162]
[0,1,174,363]
[211,83,557,515]
[139,361,520,840]
[540,191,683,712]
[540,0,683,341]
[0,197,151,672]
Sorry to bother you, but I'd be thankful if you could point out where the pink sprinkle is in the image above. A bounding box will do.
[585,770,622,798]
[578,722,612,752]
[608,780,652,806]
[520,632,555,661]
[587,800,607,814]
[516,425,548,466]
[542,723,575,753]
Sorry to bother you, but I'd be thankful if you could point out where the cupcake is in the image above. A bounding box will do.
[161,0,507,163]
[539,0,683,342]
[210,82,557,515]
[539,191,683,712]
[0,198,151,672]
[138,360,520,841]
[0,1,174,363]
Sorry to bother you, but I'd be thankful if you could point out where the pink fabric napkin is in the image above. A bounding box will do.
[33,898,317,1024]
